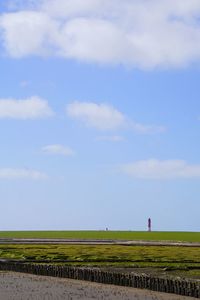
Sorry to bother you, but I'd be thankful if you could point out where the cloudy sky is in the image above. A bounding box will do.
[0,0,200,231]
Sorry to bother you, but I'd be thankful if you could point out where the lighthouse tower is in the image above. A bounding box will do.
[148,218,152,232]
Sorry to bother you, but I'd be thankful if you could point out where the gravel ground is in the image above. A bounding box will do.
[0,238,199,246]
[0,272,195,300]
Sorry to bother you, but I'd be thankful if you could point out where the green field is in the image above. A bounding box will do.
[0,231,199,242]
[0,244,200,277]
[0,231,200,279]
[0,244,199,265]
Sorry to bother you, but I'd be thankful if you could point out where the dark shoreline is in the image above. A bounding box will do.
[0,262,199,298]
[0,272,195,300]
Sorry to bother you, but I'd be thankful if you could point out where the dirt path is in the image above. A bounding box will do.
[0,238,200,246]
[0,272,195,300]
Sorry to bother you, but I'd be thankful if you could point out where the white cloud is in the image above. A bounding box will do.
[42,144,74,156]
[6,0,41,11]
[0,11,57,57]
[42,0,108,18]
[121,159,200,179]
[130,122,166,134]
[66,101,164,134]
[1,0,200,68]
[0,168,47,180]
[20,80,30,87]
[0,96,53,119]
[66,102,125,131]
[96,135,124,142]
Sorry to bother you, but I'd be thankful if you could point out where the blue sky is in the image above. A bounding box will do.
[0,0,200,231]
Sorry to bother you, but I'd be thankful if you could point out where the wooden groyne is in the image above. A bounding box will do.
[0,262,199,298]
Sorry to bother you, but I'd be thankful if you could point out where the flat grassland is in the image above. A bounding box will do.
[0,231,199,279]
[0,244,200,278]
[0,244,199,265]
[0,231,199,242]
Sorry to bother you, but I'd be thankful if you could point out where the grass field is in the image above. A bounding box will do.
[0,231,199,242]
[0,244,199,265]
[0,244,200,276]
[0,231,199,279]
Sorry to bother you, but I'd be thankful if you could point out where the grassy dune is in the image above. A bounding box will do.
[0,231,199,242]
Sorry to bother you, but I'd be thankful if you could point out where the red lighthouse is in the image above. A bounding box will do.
[148,218,151,232]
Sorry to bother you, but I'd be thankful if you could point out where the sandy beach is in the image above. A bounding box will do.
[0,272,195,300]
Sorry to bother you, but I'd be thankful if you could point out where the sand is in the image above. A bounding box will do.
[0,272,195,300]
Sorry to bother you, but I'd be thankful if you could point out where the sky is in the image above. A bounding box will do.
[0,0,200,231]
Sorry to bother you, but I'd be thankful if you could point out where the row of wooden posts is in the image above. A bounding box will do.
[0,262,199,298]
